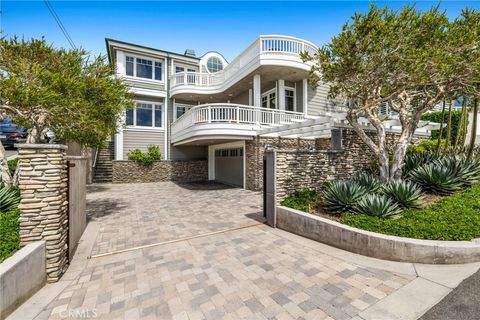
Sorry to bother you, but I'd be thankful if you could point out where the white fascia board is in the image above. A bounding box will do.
[130,87,167,98]
[108,40,199,63]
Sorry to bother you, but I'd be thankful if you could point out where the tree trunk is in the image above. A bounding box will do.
[435,100,446,155]
[467,95,478,160]
[454,98,467,153]
[445,101,453,153]
[0,142,12,186]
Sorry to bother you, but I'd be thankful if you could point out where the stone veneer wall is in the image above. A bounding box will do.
[112,160,208,183]
[273,129,422,201]
[17,144,69,282]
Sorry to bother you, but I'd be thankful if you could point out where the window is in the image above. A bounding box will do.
[214,148,243,157]
[269,92,276,109]
[206,57,223,73]
[125,55,163,81]
[125,102,163,128]
[285,89,295,111]
[261,91,276,109]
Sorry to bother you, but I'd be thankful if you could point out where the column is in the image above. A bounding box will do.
[17,144,69,282]
[278,80,285,110]
[303,79,308,115]
[114,113,124,160]
[253,74,261,107]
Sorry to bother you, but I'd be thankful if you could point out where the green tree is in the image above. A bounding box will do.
[303,5,479,181]
[0,37,133,184]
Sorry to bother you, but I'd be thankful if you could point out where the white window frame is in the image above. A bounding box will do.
[124,53,165,83]
[174,62,198,73]
[285,86,296,112]
[261,88,277,109]
[174,103,194,120]
[125,100,164,131]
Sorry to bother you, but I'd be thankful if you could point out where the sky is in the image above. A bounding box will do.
[2,1,480,62]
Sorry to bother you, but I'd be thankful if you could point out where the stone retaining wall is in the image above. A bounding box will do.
[17,144,69,282]
[112,160,208,183]
[276,206,480,264]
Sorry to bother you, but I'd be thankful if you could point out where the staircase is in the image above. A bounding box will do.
[93,141,114,183]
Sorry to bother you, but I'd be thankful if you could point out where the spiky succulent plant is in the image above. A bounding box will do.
[408,163,463,195]
[320,180,367,215]
[383,180,423,209]
[402,152,440,178]
[354,194,403,219]
[352,172,383,193]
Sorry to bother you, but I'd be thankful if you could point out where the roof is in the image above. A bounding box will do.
[105,38,201,63]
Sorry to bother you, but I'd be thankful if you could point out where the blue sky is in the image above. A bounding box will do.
[2,1,479,61]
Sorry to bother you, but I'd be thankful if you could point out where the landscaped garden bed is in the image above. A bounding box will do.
[281,152,480,242]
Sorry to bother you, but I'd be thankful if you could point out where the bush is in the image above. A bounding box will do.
[383,180,423,209]
[407,139,445,155]
[352,173,382,193]
[341,184,480,240]
[280,189,318,212]
[409,163,463,195]
[354,194,402,219]
[7,158,18,176]
[127,145,162,165]
[421,110,463,140]
[321,180,367,215]
[0,209,20,262]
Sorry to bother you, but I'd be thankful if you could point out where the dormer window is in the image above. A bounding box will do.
[206,57,223,73]
[125,55,162,81]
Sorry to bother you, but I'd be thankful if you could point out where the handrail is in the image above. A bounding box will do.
[92,147,99,168]
[170,35,318,90]
[171,103,306,137]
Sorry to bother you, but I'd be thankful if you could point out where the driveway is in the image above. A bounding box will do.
[9,182,479,320]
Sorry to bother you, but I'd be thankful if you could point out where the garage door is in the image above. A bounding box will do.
[214,148,244,187]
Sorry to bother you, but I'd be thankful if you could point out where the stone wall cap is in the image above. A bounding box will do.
[16,143,68,150]
[0,241,46,271]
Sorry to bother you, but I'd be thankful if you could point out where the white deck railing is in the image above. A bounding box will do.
[171,103,306,137]
[170,35,318,89]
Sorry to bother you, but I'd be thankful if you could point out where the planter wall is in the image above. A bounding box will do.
[0,241,46,320]
[112,160,208,183]
[276,206,480,264]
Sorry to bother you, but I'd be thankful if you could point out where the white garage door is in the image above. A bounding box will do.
[214,148,244,187]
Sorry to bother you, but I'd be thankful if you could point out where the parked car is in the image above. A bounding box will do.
[0,127,28,148]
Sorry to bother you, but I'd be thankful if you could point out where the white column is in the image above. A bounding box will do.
[278,79,285,111]
[253,74,261,107]
[248,89,253,106]
[163,98,168,160]
[114,113,124,160]
[303,79,308,115]
[208,145,215,180]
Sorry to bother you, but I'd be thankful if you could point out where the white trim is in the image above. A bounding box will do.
[208,140,246,189]
[253,74,261,107]
[126,99,165,129]
[285,86,296,112]
[124,52,165,82]
[114,112,124,160]
[164,97,168,160]
[278,80,285,111]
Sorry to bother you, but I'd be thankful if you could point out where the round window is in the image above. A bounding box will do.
[206,56,224,73]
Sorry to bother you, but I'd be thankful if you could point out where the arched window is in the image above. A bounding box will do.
[206,56,224,73]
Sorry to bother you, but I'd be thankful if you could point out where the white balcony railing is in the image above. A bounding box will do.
[171,103,307,142]
[170,35,318,91]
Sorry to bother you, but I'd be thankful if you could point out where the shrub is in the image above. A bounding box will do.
[354,194,402,219]
[409,163,463,195]
[127,145,162,165]
[281,189,318,212]
[320,180,367,215]
[383,180,423,209]
[407,139,445,155]
[341,184,480,241]
[7,158,18,176]
[0,209,20,262]
[352,173,382,193]
[421,110,463,140]
[0,185,20,213]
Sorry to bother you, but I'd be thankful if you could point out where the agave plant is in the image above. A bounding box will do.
[0,185,20,212]
[352,172,383,193]
[354,194,403,219]
[408,163,463,195]
[402,152,440,178]
[436,156,480,187]
[383,180,423,209]
[320,180,367,215]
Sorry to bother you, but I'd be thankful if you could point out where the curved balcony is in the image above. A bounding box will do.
[169,35,318,97]
[171,103,307,145]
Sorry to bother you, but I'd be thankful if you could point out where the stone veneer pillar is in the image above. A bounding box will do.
[17,144,69,282]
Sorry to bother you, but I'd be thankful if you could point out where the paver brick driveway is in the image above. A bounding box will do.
[44,182,418,320]
[88,182,264,255]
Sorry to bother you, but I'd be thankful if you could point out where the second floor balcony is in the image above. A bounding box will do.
[169,35,318,98]
[171,103,308,145]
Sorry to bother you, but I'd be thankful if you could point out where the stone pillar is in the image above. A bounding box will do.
[17,144,69,282]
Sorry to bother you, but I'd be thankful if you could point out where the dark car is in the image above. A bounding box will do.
[0,127,28,148]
